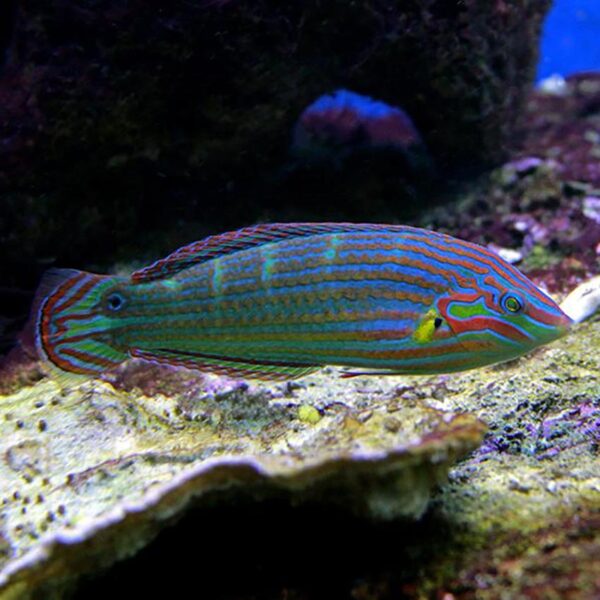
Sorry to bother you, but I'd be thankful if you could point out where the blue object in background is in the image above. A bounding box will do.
[537,0,600,80]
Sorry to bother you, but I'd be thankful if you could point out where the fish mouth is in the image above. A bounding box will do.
[556,310,575,332]
[526,303,574,343]
[545,313,573,342]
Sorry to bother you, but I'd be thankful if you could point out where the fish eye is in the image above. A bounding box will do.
[106,291,126,312]
[501,294,523,314]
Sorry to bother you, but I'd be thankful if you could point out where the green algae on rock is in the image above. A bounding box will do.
[0,370,484,598]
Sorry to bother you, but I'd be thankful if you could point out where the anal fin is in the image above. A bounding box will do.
[130,348,320,381]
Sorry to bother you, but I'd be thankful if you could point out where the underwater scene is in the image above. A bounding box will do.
[0,1,599,598]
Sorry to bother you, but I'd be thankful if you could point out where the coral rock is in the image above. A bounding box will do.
[0,371,484,597]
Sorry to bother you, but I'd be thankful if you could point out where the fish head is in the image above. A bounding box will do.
[435,271,572,369]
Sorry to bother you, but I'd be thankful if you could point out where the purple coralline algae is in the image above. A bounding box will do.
[477,401,600,460]
[420,92,600,296]
[519,73,600,186]
[293,90,427,165]
[535,401,600,459]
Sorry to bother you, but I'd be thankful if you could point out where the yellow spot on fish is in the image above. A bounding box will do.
[412,308,441,344]
[297,404,321,424]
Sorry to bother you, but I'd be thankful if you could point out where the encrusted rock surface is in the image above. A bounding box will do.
[520,73,600,187]
[0,366,484,598]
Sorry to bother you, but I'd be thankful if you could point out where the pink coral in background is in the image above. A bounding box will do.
[293,89,429,170]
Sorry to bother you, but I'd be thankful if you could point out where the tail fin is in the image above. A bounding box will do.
[33,269,128,381]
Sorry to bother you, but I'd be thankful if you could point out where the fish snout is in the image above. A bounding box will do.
[551,310,573,338]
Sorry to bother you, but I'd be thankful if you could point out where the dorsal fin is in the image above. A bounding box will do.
[131,222,417,283]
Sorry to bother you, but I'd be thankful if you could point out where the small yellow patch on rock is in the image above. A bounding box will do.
[297,404,321,424]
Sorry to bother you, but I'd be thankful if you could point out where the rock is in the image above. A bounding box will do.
[420,75,600,296]
[0,371,485,598]
[292,89,429,170]
[560,275,600,323]
[519,73,600,187]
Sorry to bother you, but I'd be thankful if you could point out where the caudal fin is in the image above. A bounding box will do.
[33,268,128,380]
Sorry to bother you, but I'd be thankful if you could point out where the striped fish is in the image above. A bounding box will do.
[34,223,572,382]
